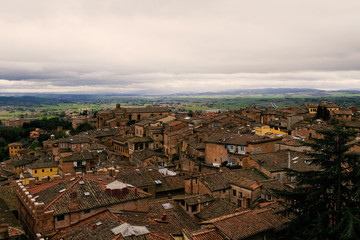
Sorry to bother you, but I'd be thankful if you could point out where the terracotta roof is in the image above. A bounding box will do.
[202,209,289,239]
[186,228,225,240]
[112,210,178,239]
[195,199,237,221]
[173,194,213,206]
[61,151,95,162]
[52,210,168,240]
[345,121,360,128]
[132,150,162,162]
[29,160,58,169]
[200,168,268,192]
[331,110,353,115]
[146,170,185,193]
[149,199,201,233]
[59,136,91,144]
[127,137,153,143]
[116,169,155,188]
[249,150,320,173]
[26,177,150,216]
[7,142,23,147]
[206,133,267,145]
[229,177,261,191]
[126,107,169,113]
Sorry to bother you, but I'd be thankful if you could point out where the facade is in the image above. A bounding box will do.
[16,177,150,238]
[97,104,170,129]
[8,143,23,158]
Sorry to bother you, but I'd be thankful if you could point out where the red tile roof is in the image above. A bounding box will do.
[201,209,289,239]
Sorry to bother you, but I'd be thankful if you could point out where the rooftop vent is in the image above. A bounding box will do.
[59,189,66,193]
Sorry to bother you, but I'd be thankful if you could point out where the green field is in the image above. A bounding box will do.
[1,92,360,120]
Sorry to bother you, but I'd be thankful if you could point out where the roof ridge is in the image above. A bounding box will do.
[150,233,171,240]
[201,209,252,224]
[81,176,108,185]
[44,177,82,210]
[109,211,125,224]
[127,187,152,196]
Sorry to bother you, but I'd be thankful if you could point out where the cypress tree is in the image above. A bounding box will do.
[276,125,360,240]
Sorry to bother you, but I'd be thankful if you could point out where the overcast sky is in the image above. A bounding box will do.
[1,0,360,94]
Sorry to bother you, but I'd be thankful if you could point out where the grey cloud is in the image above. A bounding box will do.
[1,1,360,93]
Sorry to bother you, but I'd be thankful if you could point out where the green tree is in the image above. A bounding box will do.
[316,105,330,121]
[276,125,360,240]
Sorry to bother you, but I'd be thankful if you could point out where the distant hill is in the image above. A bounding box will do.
[174,88,360,96]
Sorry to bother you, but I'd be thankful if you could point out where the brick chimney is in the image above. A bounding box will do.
[29,178,36,187]
[114,170,120,179]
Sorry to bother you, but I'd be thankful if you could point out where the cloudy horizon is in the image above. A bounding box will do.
[1,1,360,94]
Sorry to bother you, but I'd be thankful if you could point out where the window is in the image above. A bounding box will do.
[81,144,84,148]
[191,205,198,212]
[50,169,52,172]
[143,188,148,193]
[266,194,272,201]
[84,209,90,214]
[57,215,65,221]
[72,145,76,148]
[238,191,243,198]
[35,170,37,174]
[233,189,236,196]
[42,169,44,172]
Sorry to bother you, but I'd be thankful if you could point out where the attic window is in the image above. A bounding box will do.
[95,222,102,226]
[155,180,162,185]
[59,189,66,193]
[34,196,39,200]
[84,192,90,196]
[70,178,75,181]
[79,181,85,185]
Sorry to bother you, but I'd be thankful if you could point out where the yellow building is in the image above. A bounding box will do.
[255,125,287,137]
[27,161,59,182]
[8,142,23,158]
[303,100,339,114]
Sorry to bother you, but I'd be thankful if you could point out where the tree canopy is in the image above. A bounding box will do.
[276,125,360,240]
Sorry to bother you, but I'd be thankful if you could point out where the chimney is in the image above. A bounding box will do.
[274,158,278,164]
[197,197,201,212]
[53,175,61,181]
[288,151,291,169]
[161,213,167,221]
[114,170,120,179]
[76,172,82,177]
[41,176,48,183]
[29,178,36,187]
[87,170,93,176]
[97,169,104,176]
[134,188,138,197]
